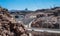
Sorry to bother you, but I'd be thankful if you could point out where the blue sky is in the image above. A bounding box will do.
[0,0,60,10]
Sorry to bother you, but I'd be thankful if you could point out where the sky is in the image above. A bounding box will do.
[0,0,60,10]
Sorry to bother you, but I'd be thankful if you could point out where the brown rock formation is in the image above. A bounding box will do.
[0,7,29,36]
[31,16,59,29]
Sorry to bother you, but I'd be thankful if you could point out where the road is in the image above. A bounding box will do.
[27,28,60,33]
[24,19,60,34]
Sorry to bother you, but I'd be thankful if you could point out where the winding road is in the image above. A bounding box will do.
[25,19,60,34]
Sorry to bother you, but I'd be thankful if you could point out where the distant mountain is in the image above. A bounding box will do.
[35,7,60,12]
[9,10,33,12]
